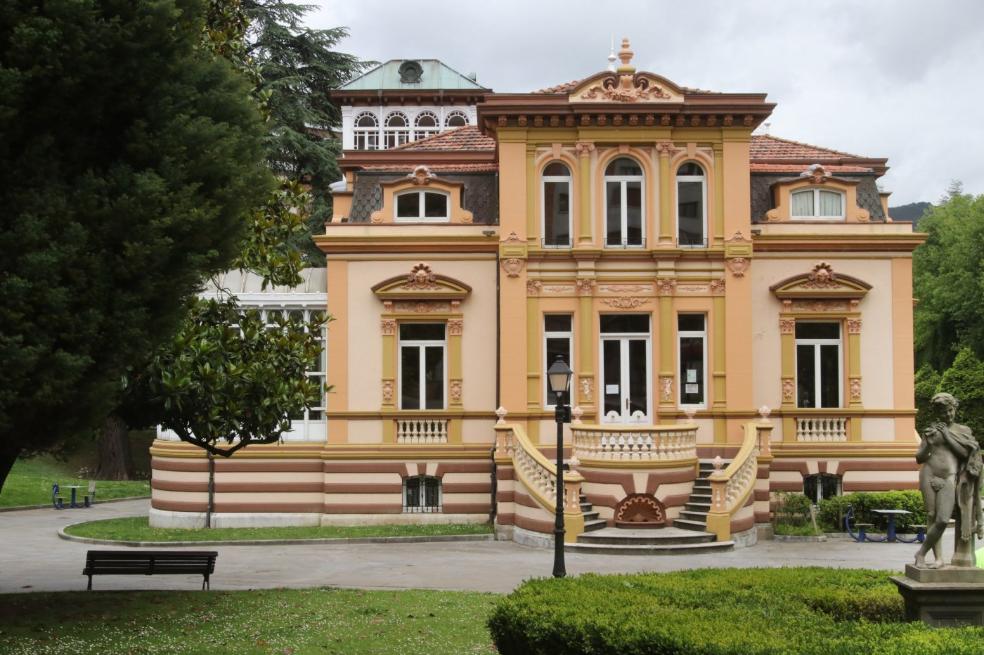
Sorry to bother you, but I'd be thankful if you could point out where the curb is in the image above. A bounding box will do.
[57,523,496,548]
[773,534,828,543]
[0,495,150,513]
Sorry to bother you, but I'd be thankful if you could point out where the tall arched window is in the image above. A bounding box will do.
[676,162,706,247]
[353,112,378,150]
[413,111,439,141]
[384,112,410,148]
[445,111,468,128]
[541,162,572,247]
[604,157,644,247]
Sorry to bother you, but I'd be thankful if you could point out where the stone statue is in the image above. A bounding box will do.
[914,392,983,569]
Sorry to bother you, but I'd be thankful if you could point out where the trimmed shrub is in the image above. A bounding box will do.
[817,491,925,532]
[488,568,984,655]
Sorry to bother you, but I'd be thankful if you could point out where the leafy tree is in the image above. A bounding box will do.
[938,348,984,446]
[0,0,270,491]
[913,364,942,434]
[913,183,984,371]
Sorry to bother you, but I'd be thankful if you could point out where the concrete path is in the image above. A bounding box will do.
[0,500,946,594]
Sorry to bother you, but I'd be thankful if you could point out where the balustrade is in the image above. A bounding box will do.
[795,416,848,442]
[395,417,449,444]
[571,425,697,462]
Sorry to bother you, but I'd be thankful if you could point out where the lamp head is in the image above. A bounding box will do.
[547,355,573,395]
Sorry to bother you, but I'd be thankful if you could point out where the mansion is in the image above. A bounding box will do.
[151,41,924,550]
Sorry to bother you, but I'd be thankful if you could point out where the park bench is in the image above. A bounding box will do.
[83,550,218,591]
[52,483,65,509]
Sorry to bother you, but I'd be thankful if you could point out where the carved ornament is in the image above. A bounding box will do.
[380,319,397,336]
[655,278,676,296]
[407,165,436,185]
[449,379,463,403]
[526,279,543,296]
[576,278,596,296]
[799,164,831,184]
[600,296,650,309]
[710,278,726,295]
[382,379,394,403]
[447,319,463,336]
[614,494,667,528]
[781,377,795,403]
[659,376,674,403]
[779,318,796,335]
[849,377,862,402]
[500,258,524,278]
[580,377,593,402]
[847,318,863,334]
[402,262,438,290]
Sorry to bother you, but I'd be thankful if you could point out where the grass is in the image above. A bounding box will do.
[773,522,824,536]
[0,457,150,508]
[0,587,498,655]
[65,516,494,542]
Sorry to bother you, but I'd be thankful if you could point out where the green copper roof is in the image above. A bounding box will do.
[339,59,488,91]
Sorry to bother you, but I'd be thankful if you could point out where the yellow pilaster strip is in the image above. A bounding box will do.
[578,293,594,415]
[658,293,674,409]
[847,316,862,409]
[712,144,725,245]
[448,319,463,410]
[381,328,396,410]
[527,295,540,411]
[657,146,673,245]
[712,294,726,408]
[526,145,537,244]
[779,316,796,442]
[576,142,594,245]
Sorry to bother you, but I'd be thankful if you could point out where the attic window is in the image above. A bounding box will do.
[398,61,423,84]
[791,189,844,220]
[395,190,449,222]
[445,111,468,128]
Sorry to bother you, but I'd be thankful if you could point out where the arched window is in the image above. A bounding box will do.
[541,162,572,247]
[676,162,706,247]
[804,473,841,504]
[791,188,844,219]
[604,157,644,247]
[395,189,449,222]
[413,111,439,141]
[404,475,441,512]
[384,112,410,148]
[353,112,378,150]
[445,111,468,128]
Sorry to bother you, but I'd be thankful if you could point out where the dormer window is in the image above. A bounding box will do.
[354,112,378,150]
[791,189,844,219]
[395,190,449,222]
[445,111,468,128]
[414,112,439,141]
[676,162,706,247]
[384,112,410,149]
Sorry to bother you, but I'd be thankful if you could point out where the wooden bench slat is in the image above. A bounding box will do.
[83,550,218,591]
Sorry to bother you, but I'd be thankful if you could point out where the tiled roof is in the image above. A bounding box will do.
[749,163,874,174]
[750,134,861,161]
[357,163,498,173]
[392,126,495,151]
[533,79,583,94]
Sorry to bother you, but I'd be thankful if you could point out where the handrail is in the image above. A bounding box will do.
[705,419,772,541]
[494,423,584,537]
[572,423,697,463]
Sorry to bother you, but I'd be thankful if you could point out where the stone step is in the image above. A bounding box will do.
[684,502,711,512]
[566,540,735,556]
[583,518,608,532]
[580,502,592,511]
[692,481,711,489]
[679,510,709,522]
[577,527,715,546]
[689,492,712,501]
[582,510,600,522]
[673,518,709,532]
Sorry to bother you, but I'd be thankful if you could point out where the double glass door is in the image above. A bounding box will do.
[600,315,651,423]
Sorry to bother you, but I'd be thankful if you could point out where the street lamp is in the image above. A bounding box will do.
[546,354,573,578]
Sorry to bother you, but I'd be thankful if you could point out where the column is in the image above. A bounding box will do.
[576,142,594,245]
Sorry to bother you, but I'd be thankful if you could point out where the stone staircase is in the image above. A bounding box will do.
[566,460,735,555]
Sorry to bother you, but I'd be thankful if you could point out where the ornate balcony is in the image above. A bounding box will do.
[571,423,697,464]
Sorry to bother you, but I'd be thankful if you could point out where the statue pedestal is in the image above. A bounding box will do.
[891,565,984,627]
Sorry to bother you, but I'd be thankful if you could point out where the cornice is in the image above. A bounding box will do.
[753,232,927,253]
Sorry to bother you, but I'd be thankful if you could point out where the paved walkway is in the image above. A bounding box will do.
[0,500,943,594]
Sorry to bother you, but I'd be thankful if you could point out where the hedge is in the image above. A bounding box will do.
[817,491,926,532]
[488,568,984,655]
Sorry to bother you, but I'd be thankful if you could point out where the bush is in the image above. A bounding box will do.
[488,568,984,655]
[817,491,925,533]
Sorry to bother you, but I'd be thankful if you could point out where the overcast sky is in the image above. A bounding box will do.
[310,0,983,205]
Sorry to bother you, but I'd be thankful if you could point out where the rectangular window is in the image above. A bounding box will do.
[544,315,573,406]
[605,181,644,247]
[795,322,841,408]
[678,314,706,407]
[399,323,445,410]
[403,476,441,513]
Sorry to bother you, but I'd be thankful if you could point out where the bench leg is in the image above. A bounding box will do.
[203,574,210,591]
[87,575,92,591]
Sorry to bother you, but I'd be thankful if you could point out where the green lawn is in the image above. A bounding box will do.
[0,587,497,655]
[0,457,150,508]
[65,516,493,542]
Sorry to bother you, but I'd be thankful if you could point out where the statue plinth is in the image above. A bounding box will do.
[892,565,984,627]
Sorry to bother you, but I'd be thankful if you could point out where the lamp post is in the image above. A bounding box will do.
[546,354,573,578]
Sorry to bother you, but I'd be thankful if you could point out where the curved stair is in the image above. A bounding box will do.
[567,461,735,555]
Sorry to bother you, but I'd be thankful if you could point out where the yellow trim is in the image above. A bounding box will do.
[526,145,537,243]
[577,144,593,245]
[527,294,540,410]
[657,146,672,244]
[712,143,725,244]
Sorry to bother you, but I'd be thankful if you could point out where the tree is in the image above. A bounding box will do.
[914,364,942,434]
[0,0,271,491]
[938,348,984,446]
[913,184,984,371]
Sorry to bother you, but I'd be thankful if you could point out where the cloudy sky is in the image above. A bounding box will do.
[310,0,983,205]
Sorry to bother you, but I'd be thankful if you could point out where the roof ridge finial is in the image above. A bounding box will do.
[617,37,635,73]
[607,35,617,72]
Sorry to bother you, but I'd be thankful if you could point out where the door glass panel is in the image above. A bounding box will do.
[679,336,704,405]
[796,344,815,408]
[424,346,443,409]
[626,182,642,246]
[603,340,621,418]
[606,181,622,246]
[401,347,420,409]
[628,339,647,418]
[819,344,840,407]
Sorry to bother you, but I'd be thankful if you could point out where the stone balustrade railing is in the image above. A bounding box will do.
[705,417,773,541]
[395,417,449,444]
[571,424,697,463]
[796,416,848,442]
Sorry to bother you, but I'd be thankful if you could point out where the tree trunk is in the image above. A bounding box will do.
[206,451,215,528]
[0,443,21,496]
[95,414,134,480]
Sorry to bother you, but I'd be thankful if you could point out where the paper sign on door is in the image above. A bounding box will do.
[605,384,619,394]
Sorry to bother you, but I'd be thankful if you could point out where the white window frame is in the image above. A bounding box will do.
[384,111,410,149]
[603,159,646,248]
[403,475,442,513]
[353,112,378,151]
[677,314,707,409]
[795,322,843,408]
[444,110,469,128]
[394,190,450,222]
[599,316,652,423]
[413,111,440,142]
[675,162,707,248]
[541,164,572,248]
[543,315,574,408]
[398,325,447,411]
[790,188,845,220]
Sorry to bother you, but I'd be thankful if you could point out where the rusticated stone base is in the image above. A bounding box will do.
[892,566,984,627]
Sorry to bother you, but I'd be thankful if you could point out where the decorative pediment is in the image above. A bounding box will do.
[770,262,871,300]
[372,262,472,301]
[569,39,684,104]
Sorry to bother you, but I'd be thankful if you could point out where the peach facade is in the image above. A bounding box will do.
[150,43,925,543]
